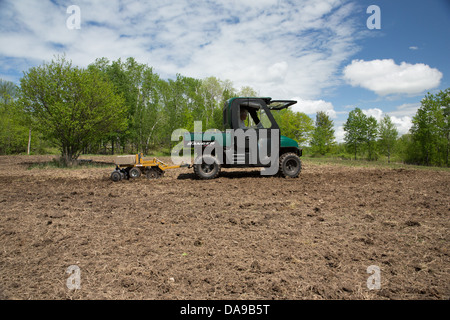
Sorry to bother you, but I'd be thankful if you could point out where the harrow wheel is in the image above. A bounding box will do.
[146,168,163,179]
[111,171,122,182]
[129,167,141,179]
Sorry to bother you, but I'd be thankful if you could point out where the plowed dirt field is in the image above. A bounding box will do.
[0,155,448,300]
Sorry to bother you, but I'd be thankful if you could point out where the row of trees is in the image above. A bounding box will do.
[343,108,397,162]
[0,79,25,155]
[310,88,449,167]
[0,55,448,167]
[1,56,312,162]
[0,56,255,161]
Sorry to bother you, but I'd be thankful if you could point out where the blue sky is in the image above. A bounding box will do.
[1,0,449,141]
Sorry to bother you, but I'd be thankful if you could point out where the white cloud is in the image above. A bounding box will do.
[0,0,361,100]
[362,108,383,122]
[409,46,419,50]
[335,125,345,143]
[390,116,412,136]
[388,103,420,118]
[268,61,288,81]
[384,102,420,136]
[343,59,442,96]
[292,98,337,119]
[360,107,413,136]
[335,115,412,142]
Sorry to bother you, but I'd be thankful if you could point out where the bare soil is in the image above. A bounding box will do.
[0,155,448,300]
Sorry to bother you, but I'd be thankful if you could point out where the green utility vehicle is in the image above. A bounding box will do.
[183,97,302,179]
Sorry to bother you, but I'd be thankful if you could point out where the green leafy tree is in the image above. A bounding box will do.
[219,81,237,130]
[344,108,368,160]
[378,115,398,163]
[183,76,205,131]
[274,109,314,146]
[0,79,17,104]
[366,116,378,161]
[0,79,30,154]
[238,86,258,97]
[437,88,450,165]
[90,57,146,154]
[19,56,127,164]
[89,57,175,154]
[201,76,223,128]
[396,133,416,164]
[133,67,163,154]
[410,91,446,166]
[310,111,335,155]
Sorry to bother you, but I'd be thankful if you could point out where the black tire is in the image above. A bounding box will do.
[279,153,301,178]
[129,167,141,179]
[111,171,122,182]
[193,155,221,180]
[146,168,161,179]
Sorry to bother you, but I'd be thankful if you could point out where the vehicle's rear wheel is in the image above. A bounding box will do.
[193,155,221,179]
[279,153,301,178]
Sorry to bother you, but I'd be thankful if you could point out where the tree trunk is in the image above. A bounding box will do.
[387,145,391,164]
[61,145,77,166]
[446,133,449,167]
[111,137,115,155]
[27,129,31,155]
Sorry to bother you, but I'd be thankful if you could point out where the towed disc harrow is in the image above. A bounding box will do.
[110,153,189,182]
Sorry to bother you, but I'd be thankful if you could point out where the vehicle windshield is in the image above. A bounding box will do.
[267,100,297,110]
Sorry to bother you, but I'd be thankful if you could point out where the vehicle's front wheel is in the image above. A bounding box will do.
[279,153,301,178]
[193,155,221,179]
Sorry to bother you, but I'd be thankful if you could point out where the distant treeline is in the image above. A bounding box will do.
[0,55,448,167]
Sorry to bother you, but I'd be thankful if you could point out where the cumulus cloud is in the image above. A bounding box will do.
[292,98,337,119]
[335,125,346,143]
[362,108,383,122]
[343,59,442,96]
[360,107,413,136]
[390,116,413,136]
[385,102,420,135]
